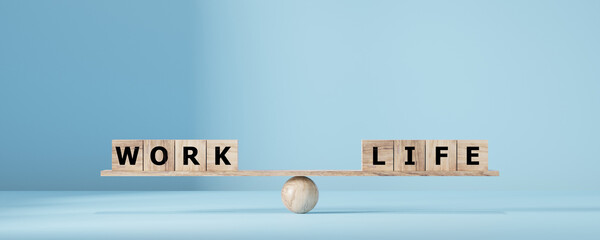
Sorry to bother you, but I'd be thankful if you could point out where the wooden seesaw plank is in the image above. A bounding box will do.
[100,170,499,176]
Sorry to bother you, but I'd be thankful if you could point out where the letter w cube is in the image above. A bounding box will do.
[112,140,144,171]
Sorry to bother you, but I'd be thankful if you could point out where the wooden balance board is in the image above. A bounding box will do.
[102,139,498,213]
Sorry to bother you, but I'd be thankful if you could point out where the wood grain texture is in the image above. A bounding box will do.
[101,170,499,176]
[175,140,206,171]
[143,140,175,171]
[207,140,238,171]
[457,140,488,171]
[425,140,457,171]
[281,176,319,214]
[394,140,425,171]
[362,140,394,171]
[111,140,144,171]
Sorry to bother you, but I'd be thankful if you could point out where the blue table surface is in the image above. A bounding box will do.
[1,190,599,239]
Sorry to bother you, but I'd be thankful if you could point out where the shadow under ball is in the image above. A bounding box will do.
[281,176,319,214]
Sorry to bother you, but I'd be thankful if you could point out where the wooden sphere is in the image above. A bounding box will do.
[281,176,319,214]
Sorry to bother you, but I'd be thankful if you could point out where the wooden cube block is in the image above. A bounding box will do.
[207,140,238,171]
[143,140,175,171]
[361,140,394,171]
[175,140,207,171]
[457,140,488,171]
[394,140,425,171]
[112,140,144,171]
[425,140,457,171]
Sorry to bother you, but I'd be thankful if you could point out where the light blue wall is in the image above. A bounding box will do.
[1,0,599,190]
[0,0,202,190]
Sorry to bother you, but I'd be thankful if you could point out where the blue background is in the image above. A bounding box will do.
[1,0,598,190]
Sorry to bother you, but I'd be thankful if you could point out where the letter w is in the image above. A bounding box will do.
[116,147,140,165]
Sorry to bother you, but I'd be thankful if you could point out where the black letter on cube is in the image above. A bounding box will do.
[436,146,448,165]
[215,146,231,165]
[373,147,386,165]
[404,146,416,165]
[116,147,140,165]
[467,146,479,165]
[183,147,199,165]
[151,146,168,165]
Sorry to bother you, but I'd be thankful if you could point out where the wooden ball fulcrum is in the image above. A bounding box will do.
[281,176,319,214]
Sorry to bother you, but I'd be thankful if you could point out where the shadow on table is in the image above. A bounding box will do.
[95,207,600,215]
[311,209,505,214]
[96,208,287,215]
